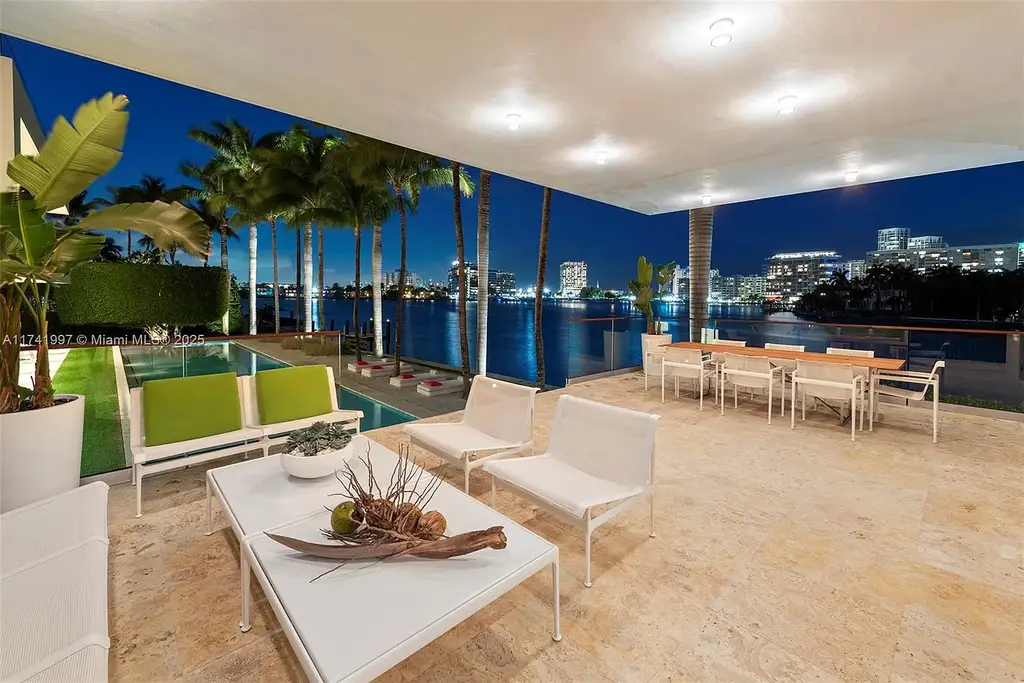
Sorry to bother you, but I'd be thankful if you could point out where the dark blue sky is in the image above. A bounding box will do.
[5,35,1023,288]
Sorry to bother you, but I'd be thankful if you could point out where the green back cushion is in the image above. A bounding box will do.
[254,365,333,425]
[143,372,242,446]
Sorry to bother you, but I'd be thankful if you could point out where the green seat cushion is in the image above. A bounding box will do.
[255,365,333,426]
[143,372,242,446]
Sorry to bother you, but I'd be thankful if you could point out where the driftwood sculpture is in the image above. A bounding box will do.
[266,442,507,571]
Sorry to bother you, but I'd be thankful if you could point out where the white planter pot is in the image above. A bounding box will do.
[0,395,85,513]
[280,442,354,479]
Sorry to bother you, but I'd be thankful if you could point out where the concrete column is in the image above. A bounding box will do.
[688,207,714,342]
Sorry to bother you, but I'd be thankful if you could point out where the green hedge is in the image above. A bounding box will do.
[56,263,229,328]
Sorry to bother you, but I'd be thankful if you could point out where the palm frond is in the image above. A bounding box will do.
[77,201,210,257]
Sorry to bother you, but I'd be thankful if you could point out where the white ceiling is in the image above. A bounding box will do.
[4,1,1023,214]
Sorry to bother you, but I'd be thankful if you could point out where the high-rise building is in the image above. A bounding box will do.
[907,235,947,250]
[710,274,764,303]
[490,270,517,296]
[868,239,1022,274]
[447,262,516,297]
[383,269,423,290]
[765,251,842,304]
[846,259,868,280]
[877,227,909,251]
[559,261,587,296]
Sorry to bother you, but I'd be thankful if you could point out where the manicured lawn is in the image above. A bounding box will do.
[52,347,125,477]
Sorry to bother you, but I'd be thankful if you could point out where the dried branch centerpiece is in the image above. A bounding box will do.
[280,421,354,479]
[267,442,507,565]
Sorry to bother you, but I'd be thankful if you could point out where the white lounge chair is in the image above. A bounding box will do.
[406,376,539,492]
[240,365,362,452]
[390,370,442,388]
[484,395,659,588]
[1,483,110,683]
[871,360,945,443]
[361,361,413,377]
[347,357,386,373]
[130,372,265,517]
[416,377,464,396]
[791,360,864,441]
[719,353,785,423]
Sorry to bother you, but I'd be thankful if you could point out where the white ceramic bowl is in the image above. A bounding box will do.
[280,443,352,479]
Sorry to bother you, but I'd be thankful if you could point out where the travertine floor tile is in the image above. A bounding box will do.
[101,373,1023,681]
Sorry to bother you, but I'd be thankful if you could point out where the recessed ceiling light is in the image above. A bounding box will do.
[702,195,712,205]
[594,150,608,165]
[845,171,859,182]
[709,18,733,48]
[777,95,797,115]
[709,18,734,33]
[505,113,521,130]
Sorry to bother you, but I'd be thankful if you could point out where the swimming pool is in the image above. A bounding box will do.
[119,342,415,430]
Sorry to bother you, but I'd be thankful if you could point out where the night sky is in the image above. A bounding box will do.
[5,35,1023,288]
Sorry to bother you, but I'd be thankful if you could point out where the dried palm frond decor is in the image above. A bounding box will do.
[267,442,507,567]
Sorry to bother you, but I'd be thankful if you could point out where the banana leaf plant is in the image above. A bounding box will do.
[628,256,676,334]
[1,93,210,413]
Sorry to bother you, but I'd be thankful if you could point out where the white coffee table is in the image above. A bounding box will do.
[206,436,561,683]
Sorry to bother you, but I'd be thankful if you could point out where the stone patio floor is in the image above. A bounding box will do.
[107,373,1024,682]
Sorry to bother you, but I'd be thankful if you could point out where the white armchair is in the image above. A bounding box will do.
[791,360,864,441]
[484,395,659,588]
[661,348,715,409]
[719,353,785,423]
[404,376,539,492]
[871,360,945,442]
[641,333,673,390]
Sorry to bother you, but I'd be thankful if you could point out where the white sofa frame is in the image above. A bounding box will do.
[129,378,265,517]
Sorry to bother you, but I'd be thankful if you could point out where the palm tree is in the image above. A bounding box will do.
[180,160,240,332]
[184,199,220,267]
[346,134,473,374]
[190,121,282,334]
[104,174,181,255]
[476,170,492,376]
[452,161,471,398]
[262,125,345,332]
[61,191,105,226]
[366,193,393,357]
[534,187,552,388]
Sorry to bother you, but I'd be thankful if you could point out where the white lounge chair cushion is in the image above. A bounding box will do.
[1,540,108,682]
[134,426,264,464]
[20,644,107,683]
[258,409,362,438]
[485,454,645,518]
[405,423,518,457]
[1,483,108,576]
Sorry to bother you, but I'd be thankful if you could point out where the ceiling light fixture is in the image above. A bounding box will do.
[709,18,733,47]
[702,195,712,205]
[844,170,859,183]
[505,113,521,130]
[777,95,797,115]
[594,150,608,165]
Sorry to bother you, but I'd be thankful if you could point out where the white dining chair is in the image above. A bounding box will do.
[719,353,785,423]
[791,360,864,441]
[661,347,715,409]
[642,333,673,390]
[826,347,875,426]
[871,360,945,443]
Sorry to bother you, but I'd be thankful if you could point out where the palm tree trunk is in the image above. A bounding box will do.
[372,220,384,358]
[304,222,314,332]
[127,230,133,257]
[353,223,362,361]
[476,170,491,376]
[534,187,552,388]
[270,217,280,333]
[317,225,325,331]
[220,218,230,334]
[392,188,408,376]
[248,221,258,335]
[453,161,471,399]
[295,227,303,330]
